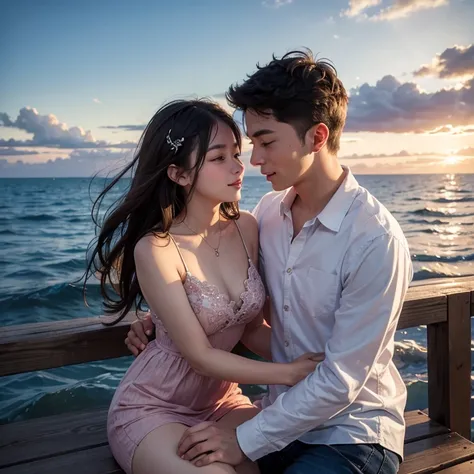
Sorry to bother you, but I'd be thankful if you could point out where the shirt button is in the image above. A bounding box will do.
[283,305,289,311]
[284,340,289,347]
[286,268,292,274]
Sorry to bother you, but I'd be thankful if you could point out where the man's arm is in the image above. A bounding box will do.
[236,234,413,461]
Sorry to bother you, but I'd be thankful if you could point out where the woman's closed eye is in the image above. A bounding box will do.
[262,141,275,148]
[212,156,225,162]
[212,153,241,162]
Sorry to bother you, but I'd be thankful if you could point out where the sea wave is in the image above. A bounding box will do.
[0,282,100,313]
[432,197,474,203]
[18,214,59,222]
[412,253,474,263]
[412,207,474,217]
[413,268,462,280]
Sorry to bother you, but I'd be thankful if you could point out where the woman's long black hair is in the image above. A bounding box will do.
[83,99,242,325]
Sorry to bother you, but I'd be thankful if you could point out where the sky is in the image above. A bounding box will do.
[0,0,473,177]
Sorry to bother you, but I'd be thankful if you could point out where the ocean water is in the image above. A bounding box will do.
[1,174,473,435]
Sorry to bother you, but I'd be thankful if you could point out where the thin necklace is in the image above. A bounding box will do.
[182,219,222,257]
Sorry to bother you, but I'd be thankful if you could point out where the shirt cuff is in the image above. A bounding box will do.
[236,414,278,461]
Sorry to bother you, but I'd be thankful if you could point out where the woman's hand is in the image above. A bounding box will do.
[287,352,325,386]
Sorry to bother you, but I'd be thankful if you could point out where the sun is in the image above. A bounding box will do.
[443,155,461,165]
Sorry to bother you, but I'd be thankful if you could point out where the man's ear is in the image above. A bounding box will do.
[167,164,191,187]
[307,123,329,153]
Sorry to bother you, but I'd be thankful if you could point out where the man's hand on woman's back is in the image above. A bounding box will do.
[125,313,154,356]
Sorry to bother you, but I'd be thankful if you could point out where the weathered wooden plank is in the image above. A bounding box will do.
[0,311,144,377]
[0,297,449,376]
[0,321,131,377]
[1,278,472,376]
[0,409,108,469]
[427,293,472,440]
[0,407,453,470]
[0,311,141,338]
[398,295,446,329]
[404,410,450,444]
[400,432,474,474]
[409,276,474,297]
[0,445,122,474]
[437,459,474,472]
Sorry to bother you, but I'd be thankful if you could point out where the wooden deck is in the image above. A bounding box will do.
[0,276,473,473]
[0,408,472,474]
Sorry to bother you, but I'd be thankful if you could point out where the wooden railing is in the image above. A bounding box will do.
[1,276,473,439]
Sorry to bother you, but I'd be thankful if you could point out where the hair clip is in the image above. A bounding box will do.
[166,129,184,154]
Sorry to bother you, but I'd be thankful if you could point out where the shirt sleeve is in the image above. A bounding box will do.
[236,233,413,460]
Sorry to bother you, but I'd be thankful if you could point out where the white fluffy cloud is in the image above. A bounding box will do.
[343,0,381,17]
[342,0,449,21]
[0,107,136,149]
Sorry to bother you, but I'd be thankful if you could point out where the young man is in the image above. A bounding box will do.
[125,50,413,473]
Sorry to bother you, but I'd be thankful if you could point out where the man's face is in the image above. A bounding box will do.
[245,109,312,192]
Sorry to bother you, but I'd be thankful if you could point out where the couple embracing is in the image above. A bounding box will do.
[87,49,412,474]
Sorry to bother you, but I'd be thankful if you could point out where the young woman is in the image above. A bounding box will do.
[86,99,321,474]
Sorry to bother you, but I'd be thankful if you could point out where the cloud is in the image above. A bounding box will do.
[341,150,412,159]
[345,75,474,133]
[341,137,363,143]
[425,124,474,135]
[414,44,474,80]
[0,148,133,178]
[0,107,137,149]
[348,155,474,175]
[0,107,98,148]
[342,0,449,21]
[340,147,474,161]
[455,146,474,156]
[262,0,293,8]
[93,98,102,104]
[0,148,40,156]
[343,0,381,18]
[101,124,146,132]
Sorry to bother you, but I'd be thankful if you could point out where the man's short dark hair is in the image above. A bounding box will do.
[226,49,348,154]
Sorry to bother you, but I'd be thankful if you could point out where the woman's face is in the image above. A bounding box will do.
[191,121,245,204]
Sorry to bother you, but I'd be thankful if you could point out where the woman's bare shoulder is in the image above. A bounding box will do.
[236,211,258,257]
[134,232,176,265]
[238,210,258,233]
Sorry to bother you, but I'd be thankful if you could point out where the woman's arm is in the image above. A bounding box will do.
[134,235,317,386]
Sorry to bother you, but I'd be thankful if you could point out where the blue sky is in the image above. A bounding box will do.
[1,0,474,176]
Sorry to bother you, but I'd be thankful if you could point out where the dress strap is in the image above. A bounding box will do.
[168,234,190,274]
[234,220,251,260]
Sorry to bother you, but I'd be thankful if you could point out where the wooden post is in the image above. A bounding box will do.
[427,292,472,440]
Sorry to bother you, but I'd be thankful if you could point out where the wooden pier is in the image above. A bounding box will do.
[0,276,473,473]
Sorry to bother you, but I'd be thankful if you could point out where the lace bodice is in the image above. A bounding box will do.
[152,258,265,336]
[151,221,266,338]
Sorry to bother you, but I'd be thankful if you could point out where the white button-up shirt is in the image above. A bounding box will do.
[236,167,413,461]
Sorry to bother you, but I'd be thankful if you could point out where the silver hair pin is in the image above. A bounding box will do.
[166,129,184,154]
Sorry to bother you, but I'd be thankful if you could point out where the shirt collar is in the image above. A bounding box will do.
[278,166,360,233]
[279,187,297,217]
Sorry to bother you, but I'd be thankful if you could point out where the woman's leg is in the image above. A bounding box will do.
[132,422,237,474]
[216,405,262,474]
